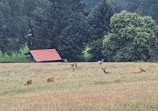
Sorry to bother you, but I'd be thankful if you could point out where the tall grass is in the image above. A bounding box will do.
[0,62,158,111]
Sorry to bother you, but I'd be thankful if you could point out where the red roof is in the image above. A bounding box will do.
[30,49,62,62]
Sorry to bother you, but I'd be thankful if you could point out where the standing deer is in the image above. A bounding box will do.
[25,80,32,85]
[70,63,77,71]
[74,63,77,68]
[102,67,110,74]
[47,77,54,82]
[130,68,145,74]
[97,59,104,65]
[63,58,68,63]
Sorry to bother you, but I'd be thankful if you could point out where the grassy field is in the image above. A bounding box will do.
[0,62,158,111]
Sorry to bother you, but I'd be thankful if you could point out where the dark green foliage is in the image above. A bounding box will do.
[103,11,158,62]
[84,0,158,23]
[58,14,91,61]
[23,0,49,49]
[109,0,158,23]
[87,0,113,61]
[25,0,91,61]
[88,39,104,62]
[138,0,158,23]
[117,0,158,22]
[126,0,142,12]
[88,0,113,40]
[0,0,28,54]
[82,0,101,12]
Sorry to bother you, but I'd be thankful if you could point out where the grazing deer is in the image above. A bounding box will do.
[47,77,54,82]
[97,59,104,65]
[140,68,145,72]
[63,58,68,63]
[74,63,77,68]
[25,80,32,85]
[70,63,78,71]
[130,68,145,74]
[102,67,110,74]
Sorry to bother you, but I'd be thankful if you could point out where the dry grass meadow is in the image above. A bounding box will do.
[0,62,158,111]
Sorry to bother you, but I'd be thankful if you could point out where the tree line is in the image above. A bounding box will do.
[0,0,158,62]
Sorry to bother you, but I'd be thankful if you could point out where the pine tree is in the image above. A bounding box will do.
[86,0,113,61]
[88,0,113,40]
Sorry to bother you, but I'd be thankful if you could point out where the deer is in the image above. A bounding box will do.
[130,68,145,74]
[97,59,104,65]
[47,77,54,82]
[74,63,77,68]
[63,58,68,63]
[25,80,32,85]
[70,63,78,71]
[102,67,110,74]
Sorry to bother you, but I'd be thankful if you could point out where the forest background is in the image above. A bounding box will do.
[1,0,158,62]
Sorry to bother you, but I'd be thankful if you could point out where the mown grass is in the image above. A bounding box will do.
[0,62,158,111]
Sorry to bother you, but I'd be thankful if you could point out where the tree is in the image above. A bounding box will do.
[103,11,158,62]
[0,0,28,54]
[86,0,113,61]
[109,0,158,23]
[26,0,91,61]
[82,0,101,12]
[88,0,113,40]
[22,0,49,49]
[109,0,128,13]
[138,0,158,23]
[58,13,91,61]
[87,39,104,62]
[126,0,142,12]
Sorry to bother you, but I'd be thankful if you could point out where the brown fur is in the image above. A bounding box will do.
[102,67,110,74]
[130,68,145,74]
[47,77,54,82]
[25,80,32,85]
